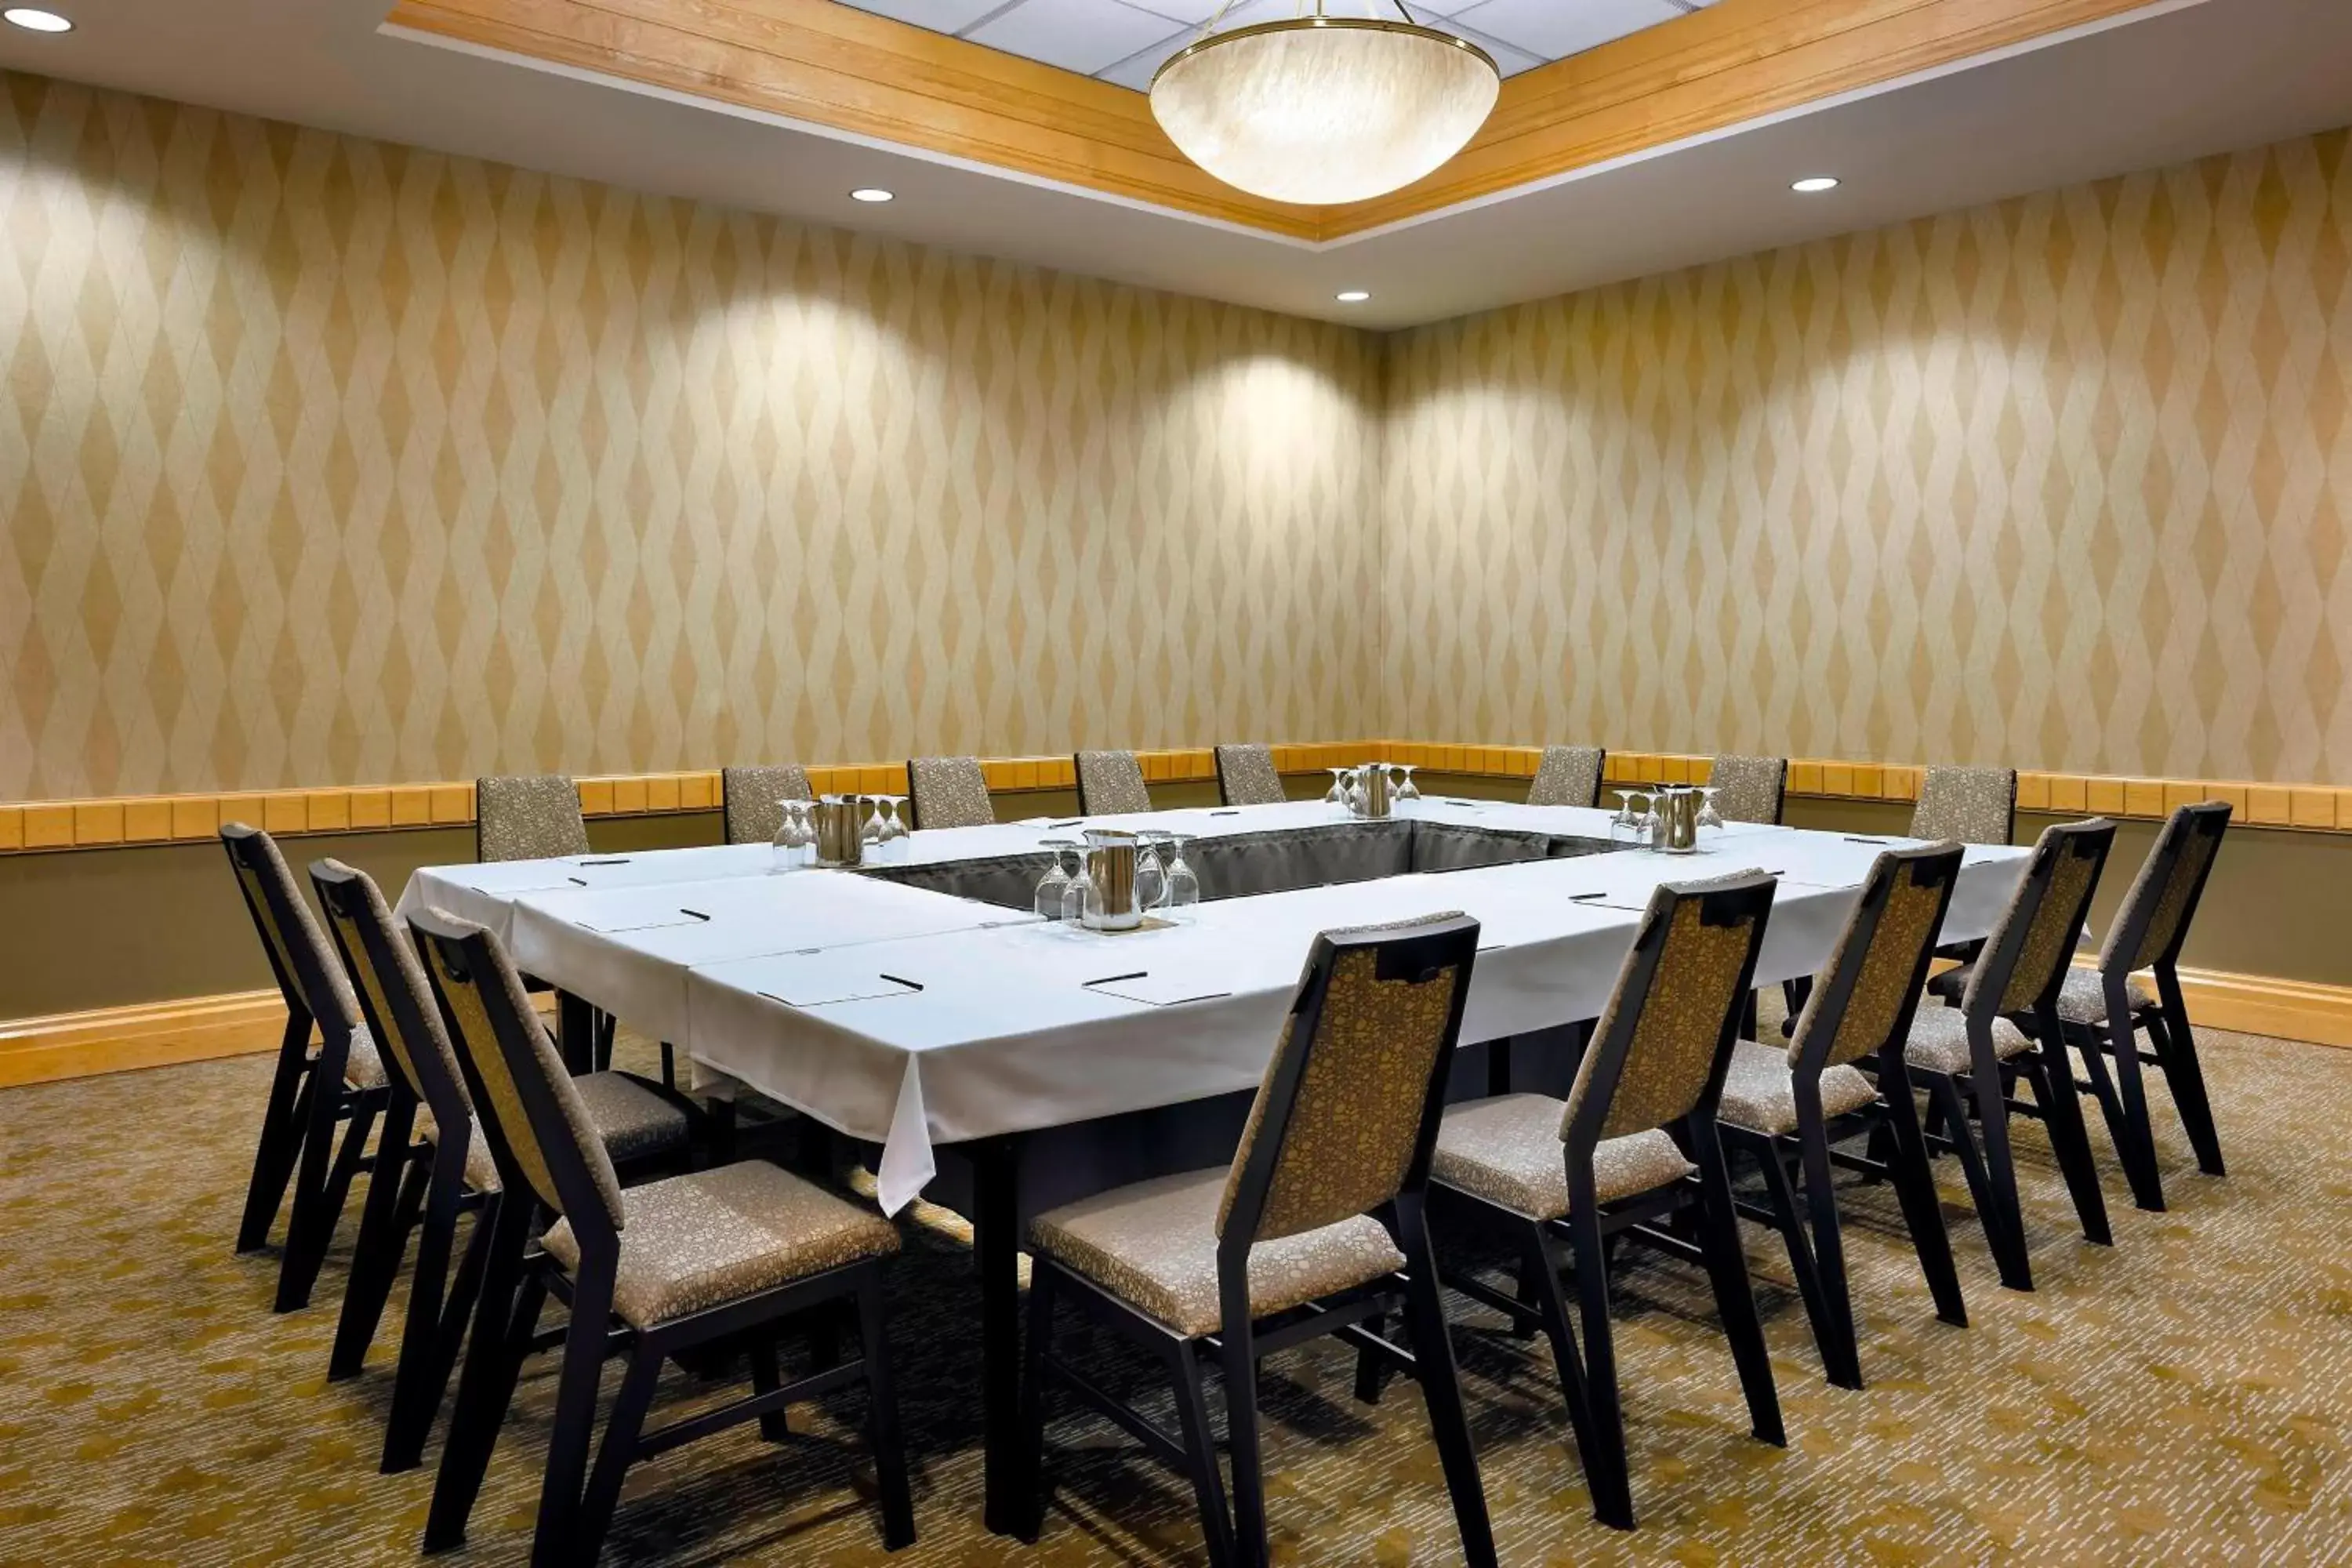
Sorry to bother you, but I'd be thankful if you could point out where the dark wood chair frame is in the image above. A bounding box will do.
[1436,873,1786,1531]
[1017,916,1497,1568]
[409,909,913,1566]
[1717,845,1969,1392]
[2029,803,2230,1212]
[1899,821,2118,1292]
[220,822,389,1314]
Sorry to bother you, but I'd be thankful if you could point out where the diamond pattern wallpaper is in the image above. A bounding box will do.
[1381,129,2352,785]
[0,71,1382,800]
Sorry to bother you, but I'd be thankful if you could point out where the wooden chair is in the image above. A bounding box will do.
[411,907,912,1563]
[1526,744,1606,808]
[1705,754,1787,825]
[310,859,697,1474]
[905,755,995,829]
[1909,765,2016,844]
[475,773,591,861]
[1019,913,1495,1568]
[218,822,389,1312]
[1073,748,1152,815]
[1213,742,1286,806]
[1932,801,2230,1212]
[1716,844,1968,1388]
[1430,871,1784,1530]
[1900,819,2117,1291]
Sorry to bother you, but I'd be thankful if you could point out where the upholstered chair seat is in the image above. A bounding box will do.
[1029,1169,1404,1338]
[720,763,813,845]
[906,755,996,829]
[1903,1007,2031,1075]
[1931,961,2156,1025]
[539,1160,898,1330]
[1214,742,1287,807]
[1714,1042,1878,1137]
[1074,749,1153,815]
[1432,1096,1693,1217]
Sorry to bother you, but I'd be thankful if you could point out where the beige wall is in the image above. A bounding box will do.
[1381,129,2352,783]
[0,71,1383,801]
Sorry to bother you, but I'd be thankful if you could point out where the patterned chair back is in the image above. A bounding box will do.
[220,822,361,1045]
[474,774,590,862]
[410,907,626,1238]
[2099,802,2231,975]
[1217,913,1479,1248]
[1074,750,1152,815]
[906,756,996,829]
[1962,818,2117,1018]
[312,858,474,1133]
[1564,871,1776,1147]
[1909,766,2016,845]
[1526,745,1606,808]
[722,764,813,845]
[1214,743,1287,807]
[1788,843,1964,1077]
[1705,755,1788,825]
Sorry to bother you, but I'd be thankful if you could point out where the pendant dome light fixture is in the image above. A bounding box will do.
[1149,2,1500,207]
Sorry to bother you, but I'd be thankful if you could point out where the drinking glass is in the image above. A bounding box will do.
[771,799,804,872]
[1696,786,1724,833]
[1033,840,1075,921]
[876,795,910,860]
[861,795,884,849]
[1135,837,1168,913]
[1324,767,1351,808]
[1062,855,1094,927]
[1610,790,1653,848]
[1343,767,1367,817]
[1395,764,1421,809]
[1162,834,1200,917]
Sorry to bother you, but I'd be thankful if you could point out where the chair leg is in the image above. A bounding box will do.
[1753,1132,1855,1389]
[569,1343,662,1568]
[331,1105,424,1379]
[238,1012,314,1252]
[748,1335,792,1441]
[1519,1224,1599,1473]
[1167,1341,1236,1568]
[1692,1135,1785,1446]
[531,1272,615,1567]
[1795,1122,1863,1389]
[423,1193,540,1551]
[1565,1207,1634,1530]
[2098,1004,2168,1212]
[275,1070,356,1312]
[659,1040,677,1089]
[1877,1063,1967,1329]
[1016,1261,1056,1542]
[383,1164,474,1473]
[2020,1024,2113,1247]
[1397,1205,1497,1568]
[2152,992,2225,1175]
[1954,1066,2034,1292]
[1219,1316,1269,1568]
[1351,1308,1391,1405]
[853,1270,918,1550]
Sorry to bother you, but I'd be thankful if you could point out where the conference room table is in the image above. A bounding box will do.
[397,797,2031,1534]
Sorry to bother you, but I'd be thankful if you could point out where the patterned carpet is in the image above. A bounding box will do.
[3,1023,2350,1567]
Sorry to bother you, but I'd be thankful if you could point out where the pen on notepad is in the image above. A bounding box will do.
[1085,971,1149,987]
[1842,836,1890,844]
[578,856,631,866]
[680,908,710,921]
[879,974,924,992]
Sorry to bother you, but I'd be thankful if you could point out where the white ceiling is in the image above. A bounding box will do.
[832,0,1715,89]
[2,0,2349,328]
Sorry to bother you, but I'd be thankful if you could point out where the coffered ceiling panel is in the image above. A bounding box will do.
[829,0,1714,89]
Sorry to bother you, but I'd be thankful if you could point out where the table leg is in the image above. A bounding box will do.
[971,1136,1026,1536]
[556,990,595,1076]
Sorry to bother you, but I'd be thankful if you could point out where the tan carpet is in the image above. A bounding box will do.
[2,1024,2350,1566]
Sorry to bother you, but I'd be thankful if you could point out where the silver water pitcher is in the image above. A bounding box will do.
[1357,763,1392,819]
[1653,785,1701,853]
[1082,828,1145,931]
[811,794,868,868]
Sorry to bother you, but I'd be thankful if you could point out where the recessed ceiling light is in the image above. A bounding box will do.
[1791,176,1840,194]
[849,187,895,204]
[3,8,74,31]
[1336,290,1370,303]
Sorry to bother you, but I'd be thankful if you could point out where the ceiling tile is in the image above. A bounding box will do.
[832,0,1012,32]
[1439,16,1547,77]
[1450,0,1684,59]
[965,0,1189,74]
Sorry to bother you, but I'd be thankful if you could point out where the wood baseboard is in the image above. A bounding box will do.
[0,989,294,1089]
[2,959,2346,1092]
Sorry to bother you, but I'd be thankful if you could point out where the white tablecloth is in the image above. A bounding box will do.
[394,804,2029,1215]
